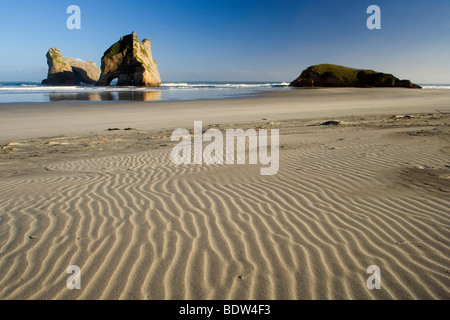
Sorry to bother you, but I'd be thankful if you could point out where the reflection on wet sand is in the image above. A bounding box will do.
[49,90,162,101]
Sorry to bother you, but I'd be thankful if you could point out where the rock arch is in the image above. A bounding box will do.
[96,32,161,87]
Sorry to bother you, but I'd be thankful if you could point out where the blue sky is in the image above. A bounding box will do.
[0,0,449,83]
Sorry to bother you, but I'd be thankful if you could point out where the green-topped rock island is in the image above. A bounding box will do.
[290,64,421,89]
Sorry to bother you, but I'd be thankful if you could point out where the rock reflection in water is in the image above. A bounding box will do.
[49,90,162,101]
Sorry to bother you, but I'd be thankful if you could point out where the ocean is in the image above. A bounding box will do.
[0,82,448,103]
[0,81,291,103]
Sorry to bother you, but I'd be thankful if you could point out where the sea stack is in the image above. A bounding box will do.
[289,64,421,89]
[42,47,100,86]
[96,32,161,87]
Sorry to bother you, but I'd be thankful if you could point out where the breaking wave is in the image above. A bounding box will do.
[0,81,291,103]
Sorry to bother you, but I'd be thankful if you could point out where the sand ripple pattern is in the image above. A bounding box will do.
[0,129,449,299]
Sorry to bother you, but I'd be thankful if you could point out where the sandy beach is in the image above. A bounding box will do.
[0,88,449,299]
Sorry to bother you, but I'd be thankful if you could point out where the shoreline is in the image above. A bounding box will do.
[1,87,450,141]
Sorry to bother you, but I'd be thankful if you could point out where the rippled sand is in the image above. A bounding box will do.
[0,89,449,299]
